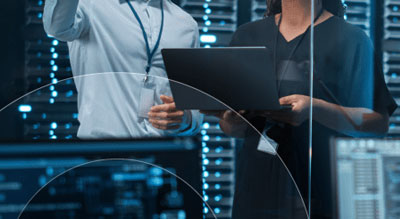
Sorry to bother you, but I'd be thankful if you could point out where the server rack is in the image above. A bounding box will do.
[344,0,372,35]
[383,0,400,136]
[22,0,78,140]
[178,1,239,218]
[251,0,267,21]
[180,0,238,47]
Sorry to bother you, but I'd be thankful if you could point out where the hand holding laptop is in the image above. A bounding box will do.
[258,95,310,127]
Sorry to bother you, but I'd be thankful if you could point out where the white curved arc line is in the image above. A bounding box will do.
[4,71,309,218]
[18,158,217,219]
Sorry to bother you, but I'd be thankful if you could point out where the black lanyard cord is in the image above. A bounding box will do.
[274,9,325,94]
[126,0,165,81]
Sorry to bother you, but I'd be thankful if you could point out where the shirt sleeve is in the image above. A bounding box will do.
[43,0,90,42]
[176,110,204,136]
[338,34,397,117]
[192,23,200,48]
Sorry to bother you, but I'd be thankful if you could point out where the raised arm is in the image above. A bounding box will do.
[43,0,90,42]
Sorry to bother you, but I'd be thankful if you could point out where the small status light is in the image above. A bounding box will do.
[50,122,58,129]
[202,122,210,129]
[18,105,32,112]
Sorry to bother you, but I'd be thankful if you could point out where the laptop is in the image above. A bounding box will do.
[162,47,289,111]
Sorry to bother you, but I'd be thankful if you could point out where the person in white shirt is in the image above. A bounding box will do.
[43,0,203,138]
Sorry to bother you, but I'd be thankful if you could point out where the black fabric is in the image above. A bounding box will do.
[230,16,397,218]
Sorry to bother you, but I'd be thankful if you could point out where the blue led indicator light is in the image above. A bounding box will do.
[18,105,32,112]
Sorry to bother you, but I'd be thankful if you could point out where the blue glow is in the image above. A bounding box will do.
[205,20,211,26]
[38,0,43,6]
[202,27,209,33]
[73,113,78,119]
[203,159,209,165]
[203,147,210,153]
[49,98,55,104]
[49,85,55,91]
[201,130,207,135]
[52,53,59,59]
[50,60,55,65]
[37,13,43,19]
[215,146,223,153]
[203,171,209,178]
[22,113,27,120]
[202,135,210,141]
[203,15,209,21]
[66,90,74,97]
[52,78,58,84]
[18,105,32,112]
[51,91,58,97]
[50,122,58,129]
[52,40,59,46]
[38,175,46,186]
[149,167,163,176]
[49,72,55,78]
[42,113,47,119]
[203,3,209,9]
[203,183,209,190]
[178,210,185,219]
[50,47,55,53]
[215,184,221,190]
[205,8,211,14]
[215,158,223,165]
[148,177,163,187]
[52,65,58,71]
[50,135,57,139]
[33,123,40,129]
[215,172,221,177]
[204,195,209,201]
[49,130,54,135]
[203,207,208,214]
[214,195,222,202]
[214,208,221,214]
[200,34,217,43]
[202,122,210,129]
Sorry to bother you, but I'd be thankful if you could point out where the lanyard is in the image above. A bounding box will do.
[274,9,324,94]
[126,0,164,82]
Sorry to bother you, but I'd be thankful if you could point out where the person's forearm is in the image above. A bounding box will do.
[313,98,389,137]
[43,0,86,41]
[219,120,248,138]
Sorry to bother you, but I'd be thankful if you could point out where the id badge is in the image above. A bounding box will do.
[257,124,279,155]
[138,86,155,119]
[257,135,278,155]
